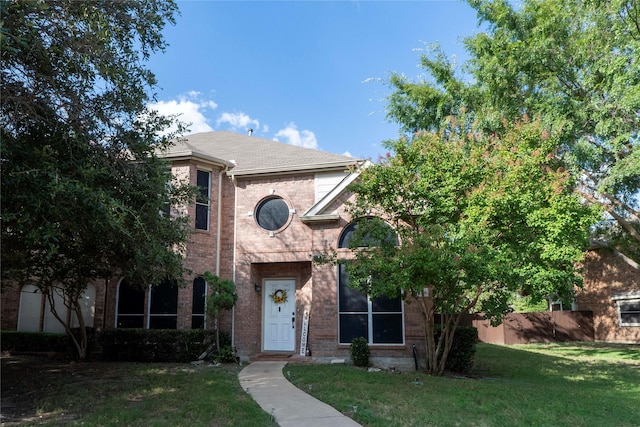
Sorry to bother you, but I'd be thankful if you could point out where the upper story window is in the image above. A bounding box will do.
[195,170,210,230]
[255,196,290,232]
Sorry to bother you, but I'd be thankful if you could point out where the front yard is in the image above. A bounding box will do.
[1,342,638,426]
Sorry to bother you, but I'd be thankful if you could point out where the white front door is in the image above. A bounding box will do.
[263,279,296,352]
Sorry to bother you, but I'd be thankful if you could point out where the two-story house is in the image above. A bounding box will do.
[3,131,426,367]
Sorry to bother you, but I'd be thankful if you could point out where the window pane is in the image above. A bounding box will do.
[196,170,210,203]
[255,197,289,231]
[192,277,206,315]
[339,265,367,312]
[149,316,177,329]
[195,204,208,230]
[117,281,145,315]
[150,280,178,315]
[372,293,402,312]
[117,315,145,328]
[192,315,205,329]
[339,314,368,344]
[18,285,42,332]
[373,314,403,344]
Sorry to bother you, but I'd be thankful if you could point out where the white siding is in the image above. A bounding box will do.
[315,172,348,202]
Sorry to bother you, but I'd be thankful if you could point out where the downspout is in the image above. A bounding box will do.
[231,173,238,349]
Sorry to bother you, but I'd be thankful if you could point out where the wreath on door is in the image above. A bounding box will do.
[270,289,288,304]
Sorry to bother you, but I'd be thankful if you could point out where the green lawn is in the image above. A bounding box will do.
[2,342,638,426]
[287,342,640,427]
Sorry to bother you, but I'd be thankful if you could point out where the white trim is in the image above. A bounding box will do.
[301,161,369,220]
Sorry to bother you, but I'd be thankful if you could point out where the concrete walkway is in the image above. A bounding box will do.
[239,361,362,427]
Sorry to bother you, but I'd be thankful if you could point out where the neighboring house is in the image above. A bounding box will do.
[575,246,640,343]
[1,131,425,367]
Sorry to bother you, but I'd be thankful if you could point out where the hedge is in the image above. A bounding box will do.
[1,329,231,363]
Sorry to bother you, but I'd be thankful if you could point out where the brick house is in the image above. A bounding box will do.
[3,131,637,361]
[2,131,425,367]
[576,246,640,343]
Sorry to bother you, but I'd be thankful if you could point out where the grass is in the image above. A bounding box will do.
[2,342,638,426]
[287,342,640,427]
[1,358,274,426]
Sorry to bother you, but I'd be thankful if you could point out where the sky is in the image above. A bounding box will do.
[146,1,483,160]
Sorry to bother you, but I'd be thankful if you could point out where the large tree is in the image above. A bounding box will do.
[387,0,640,261]
[1,0,193,359]
[345,118,598,375]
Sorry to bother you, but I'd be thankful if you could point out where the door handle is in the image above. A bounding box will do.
[292,315,295,329]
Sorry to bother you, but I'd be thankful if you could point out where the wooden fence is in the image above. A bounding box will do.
[468,311,594,345]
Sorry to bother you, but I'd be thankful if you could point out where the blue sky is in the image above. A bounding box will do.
[147,1,482,160]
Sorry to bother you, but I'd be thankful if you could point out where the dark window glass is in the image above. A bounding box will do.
[620,300,640,326]
[196,170,210,230]
[372,314,404,344]
[255,197,289,231]
[149,316,177,329]
[338,220,403,345]
[338,264,367,312]
[150,280,178,314]
[192,277,206,329]
[338,218,398,248]
[117,281,145,314]
[149,279,178,329]
[117,316,145,329]
[195,204,209,230]
[339,314,368,344]
[116,280,145,329]
[372,293,402,312]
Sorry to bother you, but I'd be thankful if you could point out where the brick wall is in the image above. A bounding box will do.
[576,249,640,343]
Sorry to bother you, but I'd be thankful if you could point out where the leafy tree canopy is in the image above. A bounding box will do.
[386,0,640,261]
[1,0,192,359]
[346,118,599,374]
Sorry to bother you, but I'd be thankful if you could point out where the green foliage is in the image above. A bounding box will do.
[350,337,371,367]
[386,0,640,262]
[346,118,598,375]
[510,294,549,313]
[99,329,227,363]
[434,326,478,373]
[0,0,192,361]
[203,273,238,317]
[1,331,73,354]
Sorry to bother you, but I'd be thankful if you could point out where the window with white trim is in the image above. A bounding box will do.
[116,280,145,328]
[337,220,404,345]
[615,296,640,327]
[195,170,210,230]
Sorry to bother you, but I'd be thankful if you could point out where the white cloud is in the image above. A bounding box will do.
[147,92,217,135]
[216,112,260,132]
[273,123,318,150]
[342,151,353,158]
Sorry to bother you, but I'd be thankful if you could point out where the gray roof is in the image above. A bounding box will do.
[162,131,360,177]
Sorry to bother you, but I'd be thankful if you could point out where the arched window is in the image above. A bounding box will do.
[337,220,404,345]
[192,277,207,329]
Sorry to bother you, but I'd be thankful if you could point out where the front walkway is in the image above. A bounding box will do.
[238,361,362,427]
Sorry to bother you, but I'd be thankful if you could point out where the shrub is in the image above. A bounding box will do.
[100,329,225,363]
[350,336,370,367]
[1,328,96,359]
[434,325,478,373]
